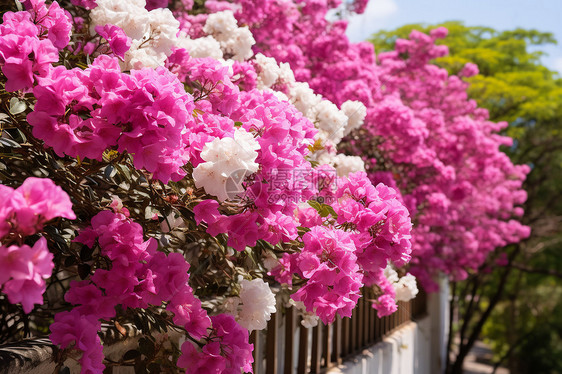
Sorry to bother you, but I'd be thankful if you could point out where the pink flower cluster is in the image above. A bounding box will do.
[167,50,241,117]
[289,227,363,324]
[23,0,72,50]
[282,171,412,315]
[333,172,412,285]
[0,177,76,238]
[171,0,377,108]
[50,310,105,374]
[51,210,212,373]
[227,0,380,107]
[0,8,58,91]
[51,210,252,373]
[169,47,390,323]
[0,178,75,313]
[369,268,398,317]
[94,24,131,59]
[178,314,254,374]
[176,2,414,308]
[0,238,53,313]
[28,55,194,182]
[168,50,318,252]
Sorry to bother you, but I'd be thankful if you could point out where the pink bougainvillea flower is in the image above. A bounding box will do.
[0,237,54,313]
[95,24,131,59]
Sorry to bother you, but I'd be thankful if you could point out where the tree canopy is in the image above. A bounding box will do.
[372,22,562,373]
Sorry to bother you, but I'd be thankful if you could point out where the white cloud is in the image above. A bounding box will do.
[346,0,399,42]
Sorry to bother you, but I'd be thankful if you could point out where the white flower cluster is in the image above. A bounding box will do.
[311,151,365,177]
[91,0,148,40]
[288,82,322,119]
[91,4,256,70]
[332,154,366,177]
[174,11,255,62]
[383,264,400,283]
[254,53,295,89]
[394,273,418,302]
[203,11,255,61]
[341,100,367,136]
[226,279,277,332]
[384,264,419,302]
[315,100,349,145]
[176,34,223,60]
[193,128,260,202]
[309,97,366,146]
[91,0,179,70]
[290,300,320,328]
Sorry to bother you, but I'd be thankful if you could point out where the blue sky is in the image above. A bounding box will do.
[346,0,562,74]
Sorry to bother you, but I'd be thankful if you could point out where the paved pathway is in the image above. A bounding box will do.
[463,340,509,374]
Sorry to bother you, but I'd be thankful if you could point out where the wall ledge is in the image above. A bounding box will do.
[328,317,432,374]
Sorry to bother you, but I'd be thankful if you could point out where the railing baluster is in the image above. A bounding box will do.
[297,322,309,374]
[310,324,321,373]
[357,297,364,349]
[250,330,257,374]
[375,312,378,343]
[405,301,411,324]
[333,316,342,365]
[322,323,331,369]
[350,307,357,354]
[252,329,263,374]
[322,321,330,368]
[342,316,350,357]
[366,290,377,344]
[363,295,369,347]
[266,313,278,374]
[385,314,389,335]
[284,307,296,374]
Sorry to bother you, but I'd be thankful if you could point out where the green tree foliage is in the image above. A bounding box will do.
[371,23,562,374]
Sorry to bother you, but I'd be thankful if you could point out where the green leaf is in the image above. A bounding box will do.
[297,226,311,235]
[0,137,20,148]
[307,199,337,218]
[116,164,132,182]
